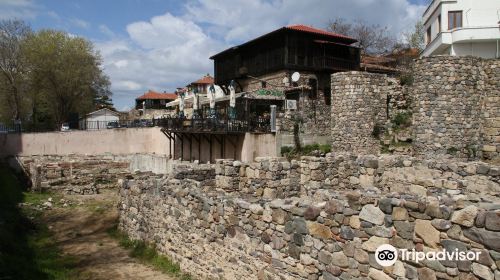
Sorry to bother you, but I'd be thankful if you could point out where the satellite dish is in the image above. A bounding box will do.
[291,72,301,82]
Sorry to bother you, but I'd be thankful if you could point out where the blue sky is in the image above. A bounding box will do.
[0,0,429,110]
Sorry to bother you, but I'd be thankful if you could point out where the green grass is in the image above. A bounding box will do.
[281,143,331,159]
[0,165,78,280]
[23,191,57,205]
[107,226,193,280]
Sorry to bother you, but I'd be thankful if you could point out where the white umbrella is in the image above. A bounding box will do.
[229,84,236,108]
[209,85,215,109]
[193,91,199,111]
[179,93,185,115]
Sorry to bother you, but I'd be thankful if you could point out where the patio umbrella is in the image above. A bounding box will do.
[209,84,216,118]
[179,92,185,118]
[229,81,236,119]
[193,91,199,111]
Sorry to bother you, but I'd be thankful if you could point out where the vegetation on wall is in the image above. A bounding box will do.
[399,72,414,86]
[108,226,192,280]
[281,143,331,159]
[391,111,412,130]
[371,123,384,139]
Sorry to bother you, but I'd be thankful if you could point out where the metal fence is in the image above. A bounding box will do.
[157,117,271,133]
[0,116,271,134]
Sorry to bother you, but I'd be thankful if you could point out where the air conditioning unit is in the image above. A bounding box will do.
[285,99,297,110]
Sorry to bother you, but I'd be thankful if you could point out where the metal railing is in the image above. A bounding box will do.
[157,117,271,134]
[0,116,272,134]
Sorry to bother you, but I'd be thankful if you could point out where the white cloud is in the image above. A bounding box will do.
[185,0,427,43]
[0,0,38,20]
[96,12,226,108]
[99,24,115,37]
[70,18,90,29]
[97,0,427,109]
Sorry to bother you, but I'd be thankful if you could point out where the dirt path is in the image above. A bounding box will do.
[40,190,174,280]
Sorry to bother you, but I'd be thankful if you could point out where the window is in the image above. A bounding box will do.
[426,27,432,44]
[448,11,462,30]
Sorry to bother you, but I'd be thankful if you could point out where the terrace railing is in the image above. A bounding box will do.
[158,117,271,134]
[0,116,272,134]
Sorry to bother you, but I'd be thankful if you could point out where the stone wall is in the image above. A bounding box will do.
[330,72,393,154]
[119,154,500,280]
[17,153,182,194]
[277,89,332,138]
[20,155,131,194]
[412,56,496,160]
[243,70,333,143]
[330,56,499,161]
[215,157,301,197]
[171,162,215,186]
[482,59,500,160]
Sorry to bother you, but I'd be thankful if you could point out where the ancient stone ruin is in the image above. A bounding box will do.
[6,56,499,280]
[119,154,500,279]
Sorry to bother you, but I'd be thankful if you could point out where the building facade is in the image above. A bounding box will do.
[208,24,361,147]
[187,74,214,95]
[159,25,361,163]
[79,108,120,130]
[422,0,500,58]
[135,90,177,110]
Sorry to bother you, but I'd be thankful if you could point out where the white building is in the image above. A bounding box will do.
[79,108,120,130]
[421,0,500,58]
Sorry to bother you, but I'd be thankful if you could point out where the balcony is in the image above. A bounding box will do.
[312,56,360,71]
[422,26,500,57]
[158,117,271,134]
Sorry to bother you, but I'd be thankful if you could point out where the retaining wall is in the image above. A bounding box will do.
[119,154,500,280]
[0,127,171,157]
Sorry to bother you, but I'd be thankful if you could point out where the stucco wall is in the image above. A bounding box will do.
[0,127,171,157]
[172,133,277,163]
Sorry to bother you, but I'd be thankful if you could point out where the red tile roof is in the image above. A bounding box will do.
[286,24,356,41]
[136,90,177,100]
[191,75,214,85]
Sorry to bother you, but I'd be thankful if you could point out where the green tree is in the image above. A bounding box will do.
[94,95,116,111]
[23,30,111,128]
[0,20,32,123]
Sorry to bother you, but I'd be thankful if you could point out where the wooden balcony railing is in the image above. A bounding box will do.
[312,56,359,71]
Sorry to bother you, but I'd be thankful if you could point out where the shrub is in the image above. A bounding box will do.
[392,111,412,129]
[302,144,320,155]
[280,146,293,155]
[399,72,414,86]
[372,124,384,139]
[319,144,331,154]
[446,147,459,155]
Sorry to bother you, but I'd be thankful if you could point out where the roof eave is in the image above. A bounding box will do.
[210,27,357,59]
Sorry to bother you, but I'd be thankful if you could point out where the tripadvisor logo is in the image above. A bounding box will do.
[375,244,398,266]
[375,244,481,267]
